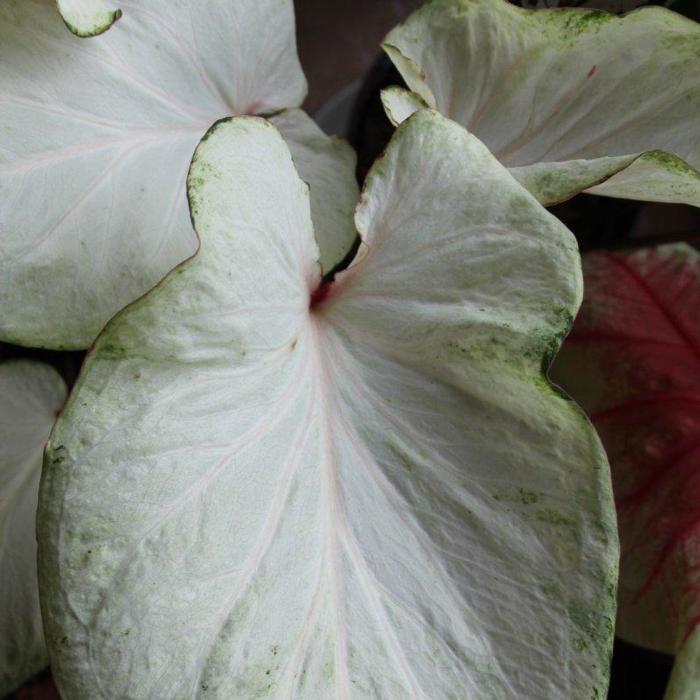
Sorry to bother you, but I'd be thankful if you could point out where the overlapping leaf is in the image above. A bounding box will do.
[0,361,66,696]
[0,0,340,350]
[39,111,617,699]
[382,0,700,207]
[552,244,700,700]
[56,0,121,37]
[269,110,359,275]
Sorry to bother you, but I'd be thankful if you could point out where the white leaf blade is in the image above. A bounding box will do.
[39,112,617,699]
[270,109,359,274]
[56,0,121,37]
[383,0,700,207]
[0,0,307,350]
[0,361,66,696]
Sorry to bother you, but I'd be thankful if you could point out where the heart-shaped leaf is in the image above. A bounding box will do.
[0,0,320,350]
[0,361,66,696]
[382,0,700,207]
[56,0,121,37]
[552,244,700,699]
[39,111,617,699]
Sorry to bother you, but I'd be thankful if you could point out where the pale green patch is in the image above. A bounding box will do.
[588,151,700,207]
[383,0,700,207]
[510,155,639,207]
[56,0,121,37]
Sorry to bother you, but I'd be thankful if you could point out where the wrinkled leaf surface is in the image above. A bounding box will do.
[40,111,617,699]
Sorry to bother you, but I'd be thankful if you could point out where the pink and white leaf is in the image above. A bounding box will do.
[552,244,700,699]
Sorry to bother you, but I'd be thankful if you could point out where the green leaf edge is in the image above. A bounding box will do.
[57,4,122,38]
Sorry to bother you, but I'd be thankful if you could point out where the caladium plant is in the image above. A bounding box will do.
[0,0,358,351]
[0,361,67,696]
[37,110,618,699]
[56,0,122,37]
[552,244,700,700]
[381,0,700,209]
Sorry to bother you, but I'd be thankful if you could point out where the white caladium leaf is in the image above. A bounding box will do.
[0,0,307,351]
[39,111,617,699]
[0,361,66,696]
[56,0,121,37]
[269,109,359,275]
[382,0,700,207]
